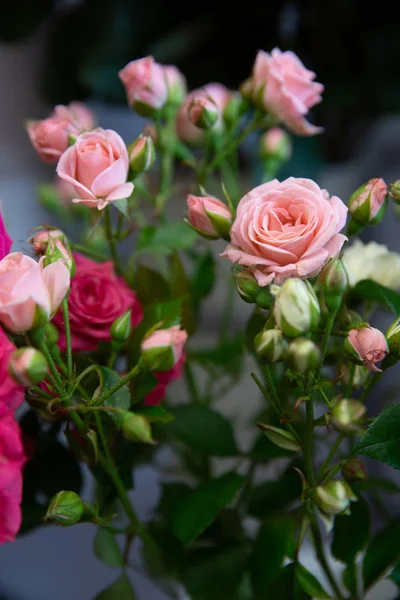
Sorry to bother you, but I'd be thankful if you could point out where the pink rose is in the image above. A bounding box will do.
[0,213,12,259]
[57,128,134,210]
[221,177,348,286]
[0,328,24,412]
[56,102,96,131]
[347,326,388,372]
[144,353,186,406]
[163,65,187,104]
[0,252,70,333]
[119,56,168,114]
[261,127,292,162]
[176,83,232,144]
[53,253,143,352]
[248,48,324,136]
[348,178,387,224]
[0,411,25,545]
[187,195,232,239]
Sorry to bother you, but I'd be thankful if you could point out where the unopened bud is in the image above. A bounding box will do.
[340,363,371,389]
[345,326,388,372]
[257,423,301,452]
[45,491,84,526]
[9,347,48,387]
[274,279,320,337]
[331,398,366,434]
[140,326,187,372]
[342,458,367,483]
[389,180,400,204]
[286,338,321,375]
[38,231,75,275]
[122,412,154,444]
[110,310,132,344]
[315,480,356,515]
[163,65,187,105]
[128,135,155,174]
[260,127,292,163]
[318,258,349,312]
[30,229,65,255]
[188,94,219,130]
[348,178,388,226]
[254,328,287,363]
[233,269,260,303]
[186,194,232,240]
[255,288,274,309]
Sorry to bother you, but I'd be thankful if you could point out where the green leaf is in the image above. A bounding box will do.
[171,472,245,545]
[295,563,332,599]
[354,404,400,468]
[248,464,302,518]
[169,253,196,335]
[189,333,245,379]
[342,564,356,594]
[136,221,198,256]
[353,280,400,314]
[157,482,193,519]
[144,297,184,329]
[133,265,170,304]
[139,406,174,423]
[390,562,400,587]
[113,198,130,218]
[93,528,123,568]
[94,573,136,599]
[362,519,400,591]
[251,516,297,597]
[268,564,310,600]
[249,434,295,461]
[190,250,216,301]
[96,367,130,422]
[354,477,400,494]
[331,499,370,564]
[165,405,238,456]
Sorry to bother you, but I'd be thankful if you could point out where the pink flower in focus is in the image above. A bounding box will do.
[119,57,168,113]
[221,177,348,286]
[0,252,70,333]
[187,195,232,239]
[0,213,12,259]
[144,354,186,406]
[53,253,143,352]
[0,328,24,412]
[347,326,388,372]
[0,411,25,545]
[348,178,387,224]
[57,128,134,210]
[248,48,324,136]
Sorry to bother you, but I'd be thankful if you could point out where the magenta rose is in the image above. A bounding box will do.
[0,213,12,260]
[53,253,143,352]
[0,328,24,412]
[247,48,324,136]
[222,177,348,286]
[0,410,25,545]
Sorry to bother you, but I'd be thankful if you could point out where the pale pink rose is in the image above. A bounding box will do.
[347,326,388,372]
[142,326,188,366]
[348,178,387,223]
[176,83,232,144]
[0,252,70,333]
[57,128,134,210]
[188,93,219,129]
[249,48,324,136]
[221,177,348,285]
[162,65,187,103]
[187,195,232,238]
[119,56,168,112]
[0,328,24,412]
[54,176,76,204]
[63,102,96,131]
[0,411,25,545]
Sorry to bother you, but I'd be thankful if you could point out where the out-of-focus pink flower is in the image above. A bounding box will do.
[347,326,388,372]
[162,65,187,104]
[260,127,292,162]
[0,213,12,260]
[0,328,24,412]
[119,57,168,114]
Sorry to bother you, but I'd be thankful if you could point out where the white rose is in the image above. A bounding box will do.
[342,240,400,290]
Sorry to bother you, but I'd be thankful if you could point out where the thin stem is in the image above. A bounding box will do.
[318,433,344,480]
[62,298,73,380]
[319,462,344,486]
[317,309,338,381]
[311,517,345,599]
[37,339,64,393]
[92,364,140,406]
[104,205,124,275]
[345,363,356,397]
[155,106,176,218]
[184,362,201,404]
[304,397,316,486]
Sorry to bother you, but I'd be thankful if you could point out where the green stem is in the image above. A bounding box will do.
[92,364,140,406]
[104,205,124,275]
[155,106,176,218]
[36,339,64,393]
[317,309,338,381]
[304,397,316,486]
[311,517,345,599]
[62,298,73,380]
[345,363,356,396]
[318,433,344,480]
[319,461,344,486]
[184,362,201,404]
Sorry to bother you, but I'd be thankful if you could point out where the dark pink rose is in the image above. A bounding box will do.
[0,328,24,412]
[0,213,12,259]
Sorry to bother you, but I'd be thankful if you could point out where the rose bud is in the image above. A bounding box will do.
[163,65,187,105]
[389,180,400,204]
[128,135,156,174]
[255,289,274,309]
[233,269,260,303]
[260,127,292,163]
[345,326,388,372]
[119,56,168,116]
[317,258,349,312]
[340,363,371,389]
[286,338,321,375]
[186,195,232,240]
[254,328,287,363]
[348,178,388,226]
[141,326,188,372]
[257,423,301,452]
[43,237,75,275]
[9,347,48,387]
[188,93,219,130]
[342,458,367,483]
[26,116,78,164]
[110,310,132,344]
[274,279,320,337]
[30,229,65,255]
[315,480,356,516]
[122,412,154,444]
[331,398,366,434]
[45,491,84,526]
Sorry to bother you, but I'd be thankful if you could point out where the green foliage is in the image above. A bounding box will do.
[94,574,137,599]
[245,309,267,353]
[353,280,400,314]
[93,528,123,568]
[189,333,245,380]
[135,222,198,256]
[267,563,310,600]
[190,250,216,306]
[249,434,295,461]
[331,500,370,564]
[133,265,170,304]
[354,404,400,468]
[95,367,131,424]
[138,406,174,423]
[295,563,332,599]
[248,463,302,518]
[169,253,196,335]
[362,519,400,591]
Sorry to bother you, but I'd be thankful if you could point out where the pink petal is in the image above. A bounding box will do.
[42,261,70,315]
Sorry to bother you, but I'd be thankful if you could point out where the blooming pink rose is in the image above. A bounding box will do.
[176,83,232,144]
[53,253,143,352]
[248,48,324,136]
[119,56,168,113]
[348,178,387,223]
[0,252,70,333]
[0,411,25,545]
[144,353,186,406]
[187,195,232,238]
[0,328,24,412]
[57,128,134,210]
[222,177,348,286]
[347,326,388,372]
[0,213,12,259]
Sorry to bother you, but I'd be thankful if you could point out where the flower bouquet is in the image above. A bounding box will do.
[2,48,400,599]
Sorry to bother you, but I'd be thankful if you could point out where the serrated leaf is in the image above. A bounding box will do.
[93,528,123,568]
[171,472,244,545]
[354,404,400,468]
[331,500,370,564]
[94,367,130,422]
[296,563,332,599]
[139,406,174,423]
[133,265,170,304]
[362,519,400,591]
[94,573,136,599]
[165,405,238,456]
[353,280,400,314]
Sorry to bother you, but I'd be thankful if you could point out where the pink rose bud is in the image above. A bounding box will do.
[188,93,219,130]
[0,252,70,333]
[348,178,388,226]
[260,127,292,162]
[163,65,187,104]
[128,135,156,174]
[345,326,388,372]
[0,213,12,260]
[44,237,75,275]
[57,128,134,210]
[30,229,66,255]
[119,56,168,115]
[9,347,48,387]
[26,116,77,164]
[141,326,188,372]
[246,48,324,136]
[62,102,96,131]
[186,195,233,239]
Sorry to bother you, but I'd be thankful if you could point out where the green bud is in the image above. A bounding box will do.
[389,180,400,204]
[257,423,301,452]
[9,347,48,387]
[318,258,349,312]
[223,93,243,126]
[255,288,274,309]
[331,398,366,434]
[315,480,356,516]
[128,135,156,174]
[122,412,154,444]
[386,318,400,357]
[233,269,260,303]
[254,328,287,363]
[45,491,84,526]
[110,310,132,344]
[274,279,320,337]
[341,458,367,483]
[286,338,321,375]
